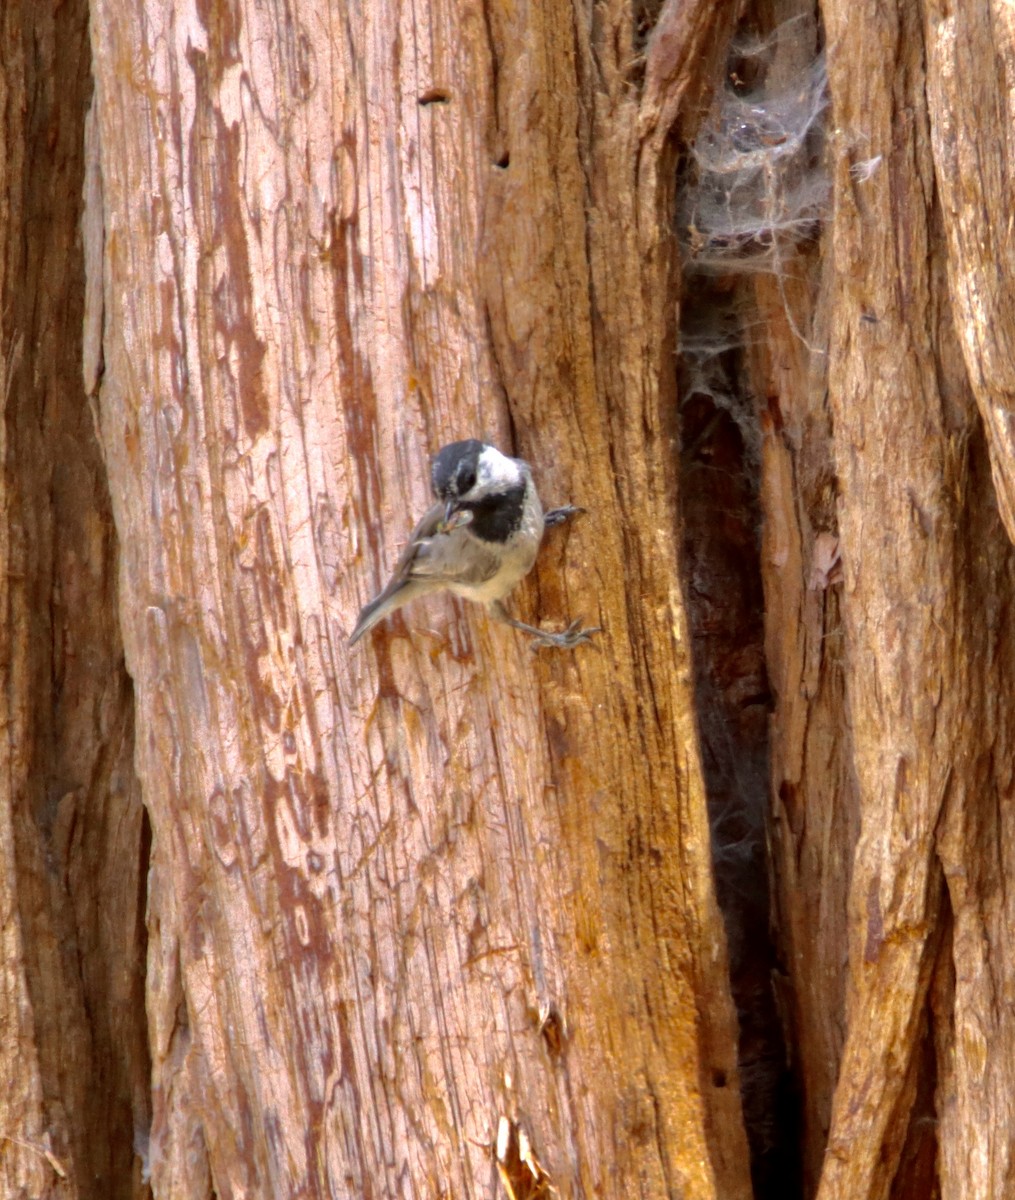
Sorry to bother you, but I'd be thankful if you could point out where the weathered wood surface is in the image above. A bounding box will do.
[5,0,1015,1196]
[763,2,1015,1198]
[81,0,748,1195]
[0,3,146,1199]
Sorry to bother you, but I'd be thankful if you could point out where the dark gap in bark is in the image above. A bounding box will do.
[888,961,942,1200]
[131,797,155,1192]
[676,276,802,1200]
[632,0,666,57]
[673,10,828,1193]
[6,1,148,1196]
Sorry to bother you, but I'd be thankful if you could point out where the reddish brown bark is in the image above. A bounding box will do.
[0,2,147,1198]
[79,0,749,1194]
[4,0,1015,1197]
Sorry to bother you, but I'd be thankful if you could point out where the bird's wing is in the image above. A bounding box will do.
[348,505,448,644]
[349,502,502,644]
[406,507,501,588]
[380,500,446,589]
[371,502,499,592]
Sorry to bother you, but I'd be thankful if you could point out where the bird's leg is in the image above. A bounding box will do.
[543,504,584,529]
[490,600,600,651]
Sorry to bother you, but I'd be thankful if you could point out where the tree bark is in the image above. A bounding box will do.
[0,3,148,1199]
[80,0,748,1196]
[5,0,1015,1197]
[758,2,1015,1199]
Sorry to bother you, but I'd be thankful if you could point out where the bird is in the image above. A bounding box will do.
[349,439,598,650]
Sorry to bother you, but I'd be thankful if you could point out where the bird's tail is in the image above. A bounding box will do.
[348,579,429,645]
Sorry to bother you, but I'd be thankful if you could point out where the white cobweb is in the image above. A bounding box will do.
[680,17,829,276]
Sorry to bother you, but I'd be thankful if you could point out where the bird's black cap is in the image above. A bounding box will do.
[431,439,484,499]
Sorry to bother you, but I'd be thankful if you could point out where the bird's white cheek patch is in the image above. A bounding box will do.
[476,447,522,490]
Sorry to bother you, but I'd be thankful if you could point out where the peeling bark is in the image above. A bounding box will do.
[923,0,1015,545]
[82,0,747,1196]
[4,0,1015,1197]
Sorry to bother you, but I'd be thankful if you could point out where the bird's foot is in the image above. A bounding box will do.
[527,617,601,651]
[491,601,600,651]
[544,505,585,529]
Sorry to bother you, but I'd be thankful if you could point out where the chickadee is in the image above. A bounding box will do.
[349,439,598,650]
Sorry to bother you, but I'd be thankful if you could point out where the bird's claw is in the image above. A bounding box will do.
[529,618,601,651]
[544,505,585,529]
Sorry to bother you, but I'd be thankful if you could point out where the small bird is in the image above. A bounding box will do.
[349,439,598,650]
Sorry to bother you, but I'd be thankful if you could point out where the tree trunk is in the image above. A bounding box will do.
[3,0,1015,1198]
[1,3,149,1199]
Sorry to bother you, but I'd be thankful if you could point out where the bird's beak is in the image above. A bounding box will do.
[439,499,472,534]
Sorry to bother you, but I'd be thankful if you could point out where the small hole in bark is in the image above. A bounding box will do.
[418,88,450,106]
[537,1005,566,1059]
[713,1069,728,1088]
[494,151,510,169]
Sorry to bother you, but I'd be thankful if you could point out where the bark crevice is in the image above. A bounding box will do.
[677,275,802,1200]
[673,10,830,1196]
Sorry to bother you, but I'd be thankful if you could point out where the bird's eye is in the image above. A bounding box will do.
[456,465,476,494]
